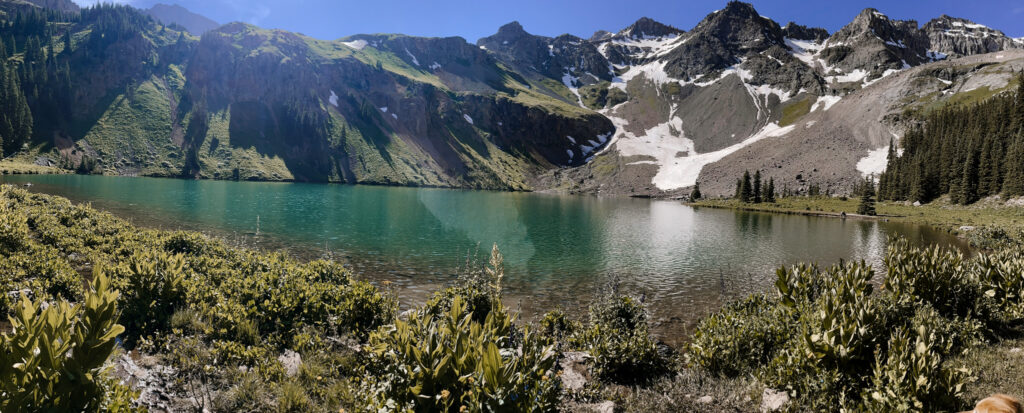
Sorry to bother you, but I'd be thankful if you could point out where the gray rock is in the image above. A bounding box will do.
[559,351,592,392]
[587,401,615,413]
[761,388,790,412]
[698,395,714,404]
[278,350,302,377]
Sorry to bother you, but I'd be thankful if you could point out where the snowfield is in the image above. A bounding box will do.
[328,90,338,107]
[341,39,368,50]
[856,146,889,177]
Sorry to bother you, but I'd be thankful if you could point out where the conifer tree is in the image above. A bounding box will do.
[740,171,752,203]
[857,176,877,216]
[690,182,702,202]
[766,178,776,203]
[753,170,762,203]
[957,146,980,205]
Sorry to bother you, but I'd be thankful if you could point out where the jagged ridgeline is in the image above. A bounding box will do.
[0,3,612,188]
[879,73,1024,204]
[2,0,1024,195]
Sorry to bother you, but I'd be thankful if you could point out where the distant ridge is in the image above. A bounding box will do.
[143,3,219,35]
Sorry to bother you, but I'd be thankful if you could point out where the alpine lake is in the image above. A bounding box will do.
[2,174,968,346]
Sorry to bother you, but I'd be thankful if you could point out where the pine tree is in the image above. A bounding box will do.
[735,179,742,199]
[1004,137,1024,196]
[957,146,980,205]
[740,171,752,203]
[63,29,72,55]
[753,170,762,203]
[766,178,776,203]
[690,182,702,201]
[857,176,877,216]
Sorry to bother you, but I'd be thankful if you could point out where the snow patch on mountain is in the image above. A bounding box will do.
[429,62,442,70]
[811,95,841,112]
[609,60,676,91]
[784,38,823,66]
[379,107,388,113]
[404,48,420,66]
[463,114,474,124]
[328,90,338,107]
[342,39,368,50]
[561,70,585,106]
[856,146,889,177]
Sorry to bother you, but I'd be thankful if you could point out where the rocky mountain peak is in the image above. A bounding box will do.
[589,30,613,42]
[496,21,528,37]
[823,8,929,74]
[620,17,682,39]
[692,1,784,51]
[923,15,1020,57]
[782,22,829,42]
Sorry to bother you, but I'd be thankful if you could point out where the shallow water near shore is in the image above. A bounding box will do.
[2,174,968,346]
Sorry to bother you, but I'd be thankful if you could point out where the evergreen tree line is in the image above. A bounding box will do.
[879,73,1024,204]
[0,4,165,157]
[734,170,776,203]
[0,38,32,156]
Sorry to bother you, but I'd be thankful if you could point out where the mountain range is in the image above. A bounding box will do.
[4,0,1023,196]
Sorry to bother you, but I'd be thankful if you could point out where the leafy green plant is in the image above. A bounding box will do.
[110,249,188,345]
[863,325,971,412]
[975,249,1024,319]
[884,239,984,319]
[362,295,560,412]
[575,292,671,384]
[0,271,138,412]
[687,294,792,376]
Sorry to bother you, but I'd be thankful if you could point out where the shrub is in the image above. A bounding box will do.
[863,325,971,412]
[0,272,136,412]
[576,292,671,384]
[884,239,985,320]
[110,249,188,345]
[687,294,792,376]
[339,281,397,339]
[539,309,578,341]
[0,198,30,254]
[362,295,560,412]
[975,249,1024,320]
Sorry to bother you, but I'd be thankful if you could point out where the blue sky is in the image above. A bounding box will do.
[72,0,1024,41]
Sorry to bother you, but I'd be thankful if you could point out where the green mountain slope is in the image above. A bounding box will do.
[1,5,613,189]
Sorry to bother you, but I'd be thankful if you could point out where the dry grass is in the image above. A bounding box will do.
[0,160,68,175]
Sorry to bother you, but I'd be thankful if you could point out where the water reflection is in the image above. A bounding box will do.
[2,174,969,345]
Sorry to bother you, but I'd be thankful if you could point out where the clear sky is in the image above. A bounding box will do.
[72,0,1024,41]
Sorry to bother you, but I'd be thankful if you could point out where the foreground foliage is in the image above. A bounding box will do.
[0,272,139,412]
[3,184,1024,411]
[688,236,1024,411]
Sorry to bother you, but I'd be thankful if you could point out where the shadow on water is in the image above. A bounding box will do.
[1,174,970,346]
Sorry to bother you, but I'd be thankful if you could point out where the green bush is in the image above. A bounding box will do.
[0,197,30,254]
[576,293,671,384]
[0,272,138,412]
[687,294,792,377]
[110,249,188,345]
[884,239,986,320]
[975,249,1024,320]
[362,295,560,412]
[863,325,970,412]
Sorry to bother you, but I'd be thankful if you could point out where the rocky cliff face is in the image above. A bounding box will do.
[477,22,612,89]
[923,15,1021,58]
[822,9,930,76]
